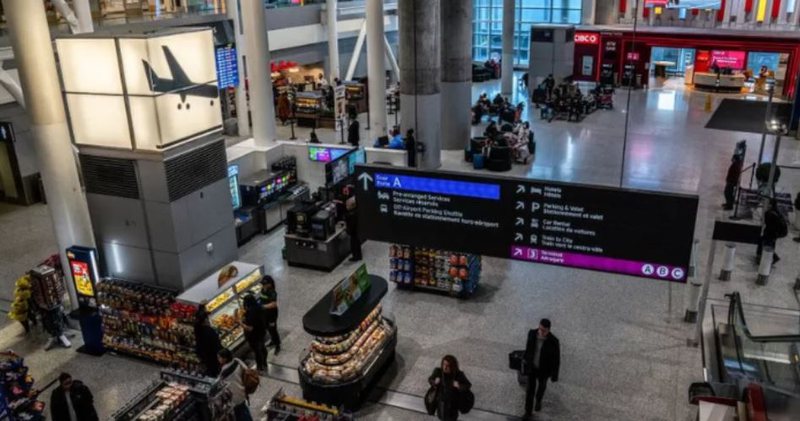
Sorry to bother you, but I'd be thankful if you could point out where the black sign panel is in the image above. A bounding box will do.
[355,166,698,283]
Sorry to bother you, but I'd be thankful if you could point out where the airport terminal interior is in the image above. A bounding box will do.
[1,1,800,420]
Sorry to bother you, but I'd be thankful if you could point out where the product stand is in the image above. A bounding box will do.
[295,92,325,128]
[263,388,355,420]
[97,279,201,370]
[111,369,233,421]
[0,351,45,421]
[299,276,397,409]
[285,225,352,271]
[389,245,481,298]
[176,262,264,350]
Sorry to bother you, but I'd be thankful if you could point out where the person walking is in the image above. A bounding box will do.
[347,115,360,147]
[217,349,253,421]
[405,129,417,168]
[756,198,787,265]
[241,294,268,371]
[277,92,291,125]
[723,154,743,211]
[50,373,98,421]
[259,276,281,354]
[522,319,560,417]
[427,355,472,421]
[194,306,223,377]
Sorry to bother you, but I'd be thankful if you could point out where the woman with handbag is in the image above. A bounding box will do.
[427,355,472,420]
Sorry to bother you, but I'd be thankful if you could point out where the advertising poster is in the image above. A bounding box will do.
[330,264,371,316]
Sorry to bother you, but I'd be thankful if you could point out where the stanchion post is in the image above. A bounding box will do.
[684,239,701,323]
[719,243,736,281]
[690,239,716,347]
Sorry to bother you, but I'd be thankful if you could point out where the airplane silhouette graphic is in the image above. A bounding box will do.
[143,45,218,108]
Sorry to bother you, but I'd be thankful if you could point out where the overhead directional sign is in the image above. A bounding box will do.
[355,165,698,283]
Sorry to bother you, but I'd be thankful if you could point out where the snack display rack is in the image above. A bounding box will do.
[343,81,366,113]
[263,388,354,421]
[295,92,324,128]
[29,264,65,310]
[0,351,45,421]
[176,262,264,350]
[388,245,481,298]
[299,276,396,409]
[111,370,233,421]
[97,279,200,370]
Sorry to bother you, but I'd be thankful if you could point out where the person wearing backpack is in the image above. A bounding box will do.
[217,348,256,421]
[427,355,472,420]
[757,199,787,265]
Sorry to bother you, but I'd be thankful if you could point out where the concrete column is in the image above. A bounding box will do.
[441,0,472,151]
[241,0,277,145]
[501,0,514,95]
[227,0,251,137]
[326,0,340,83]
[367,0,388,142]
[3,0,95,309]
[400,0,441,169]
[73,0,94,33]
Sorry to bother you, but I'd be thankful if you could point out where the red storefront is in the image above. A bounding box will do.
[571,27,800,97]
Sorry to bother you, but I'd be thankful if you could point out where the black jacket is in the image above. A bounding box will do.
[428,368,471,420]
[50,381,98,421]
[763,207,784,241]
[348,120,360,147]
[243,307,267,343]
[523,330,560,380]
[195,324,223,377]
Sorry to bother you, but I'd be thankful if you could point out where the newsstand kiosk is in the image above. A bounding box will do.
[298,265,397,409]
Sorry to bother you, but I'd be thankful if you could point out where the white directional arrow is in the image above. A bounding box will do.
[515,217,524,226]
[514,233,523,241]
[515,201,524,210]
[358,172,374,191]
[516,185,526,194]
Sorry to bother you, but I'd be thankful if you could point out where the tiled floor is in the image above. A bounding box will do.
[2,75,800,420]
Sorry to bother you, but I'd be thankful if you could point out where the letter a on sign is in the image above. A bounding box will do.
[393,177,402,188]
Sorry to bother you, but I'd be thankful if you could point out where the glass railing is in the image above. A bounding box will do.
[726,292,800,397]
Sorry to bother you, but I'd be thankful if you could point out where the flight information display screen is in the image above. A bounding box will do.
[215,46,239,89]
[355,166,698,282]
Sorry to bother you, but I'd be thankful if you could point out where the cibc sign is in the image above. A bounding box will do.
[574,32,600,45]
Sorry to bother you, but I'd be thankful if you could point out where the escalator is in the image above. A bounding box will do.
[709,292,800,419]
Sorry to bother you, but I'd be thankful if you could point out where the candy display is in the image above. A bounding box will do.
[97,279,200,370]
[264,388,354,421]
[7,276,33,328]
[389,245,481,298]
[29,264,65,310]
[0,351,45,421]
[112,370,233,421]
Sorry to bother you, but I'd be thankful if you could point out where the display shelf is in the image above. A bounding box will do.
[264,388,354,421]
[0,351,45,421]
[298,275,396,409]
[389,245,481,298]
[97,279,200,370]
[177,262,263,351]
[112,369,233,421]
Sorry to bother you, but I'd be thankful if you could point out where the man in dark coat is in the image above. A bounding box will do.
[523,318,560,417]
[348,117,360,147]
[50,373,98,421]
[405,129,417,168]
[723,154,743,210]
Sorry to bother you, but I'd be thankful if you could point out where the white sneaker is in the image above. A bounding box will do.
[59,335,72,348]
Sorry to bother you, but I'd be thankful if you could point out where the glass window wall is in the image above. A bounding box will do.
[473,0,583,66]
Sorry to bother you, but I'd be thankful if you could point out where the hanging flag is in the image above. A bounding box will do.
[771,0,782,19]
[717,0,726,21]
[620,0,628,14]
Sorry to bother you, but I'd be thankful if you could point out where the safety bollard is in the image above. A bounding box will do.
[684,239,701,323]
[756,248,773,285]
[719,243,736,281]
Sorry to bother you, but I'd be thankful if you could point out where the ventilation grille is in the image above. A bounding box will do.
[80,155,139,199]
[165,140,226,202]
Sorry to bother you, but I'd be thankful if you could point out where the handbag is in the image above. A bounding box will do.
[424,385,438,415]
[508,350,525,371]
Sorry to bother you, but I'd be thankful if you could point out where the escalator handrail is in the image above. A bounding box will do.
[730,292,800,343]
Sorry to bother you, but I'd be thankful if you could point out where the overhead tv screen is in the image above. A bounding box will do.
[646,0,721,8]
